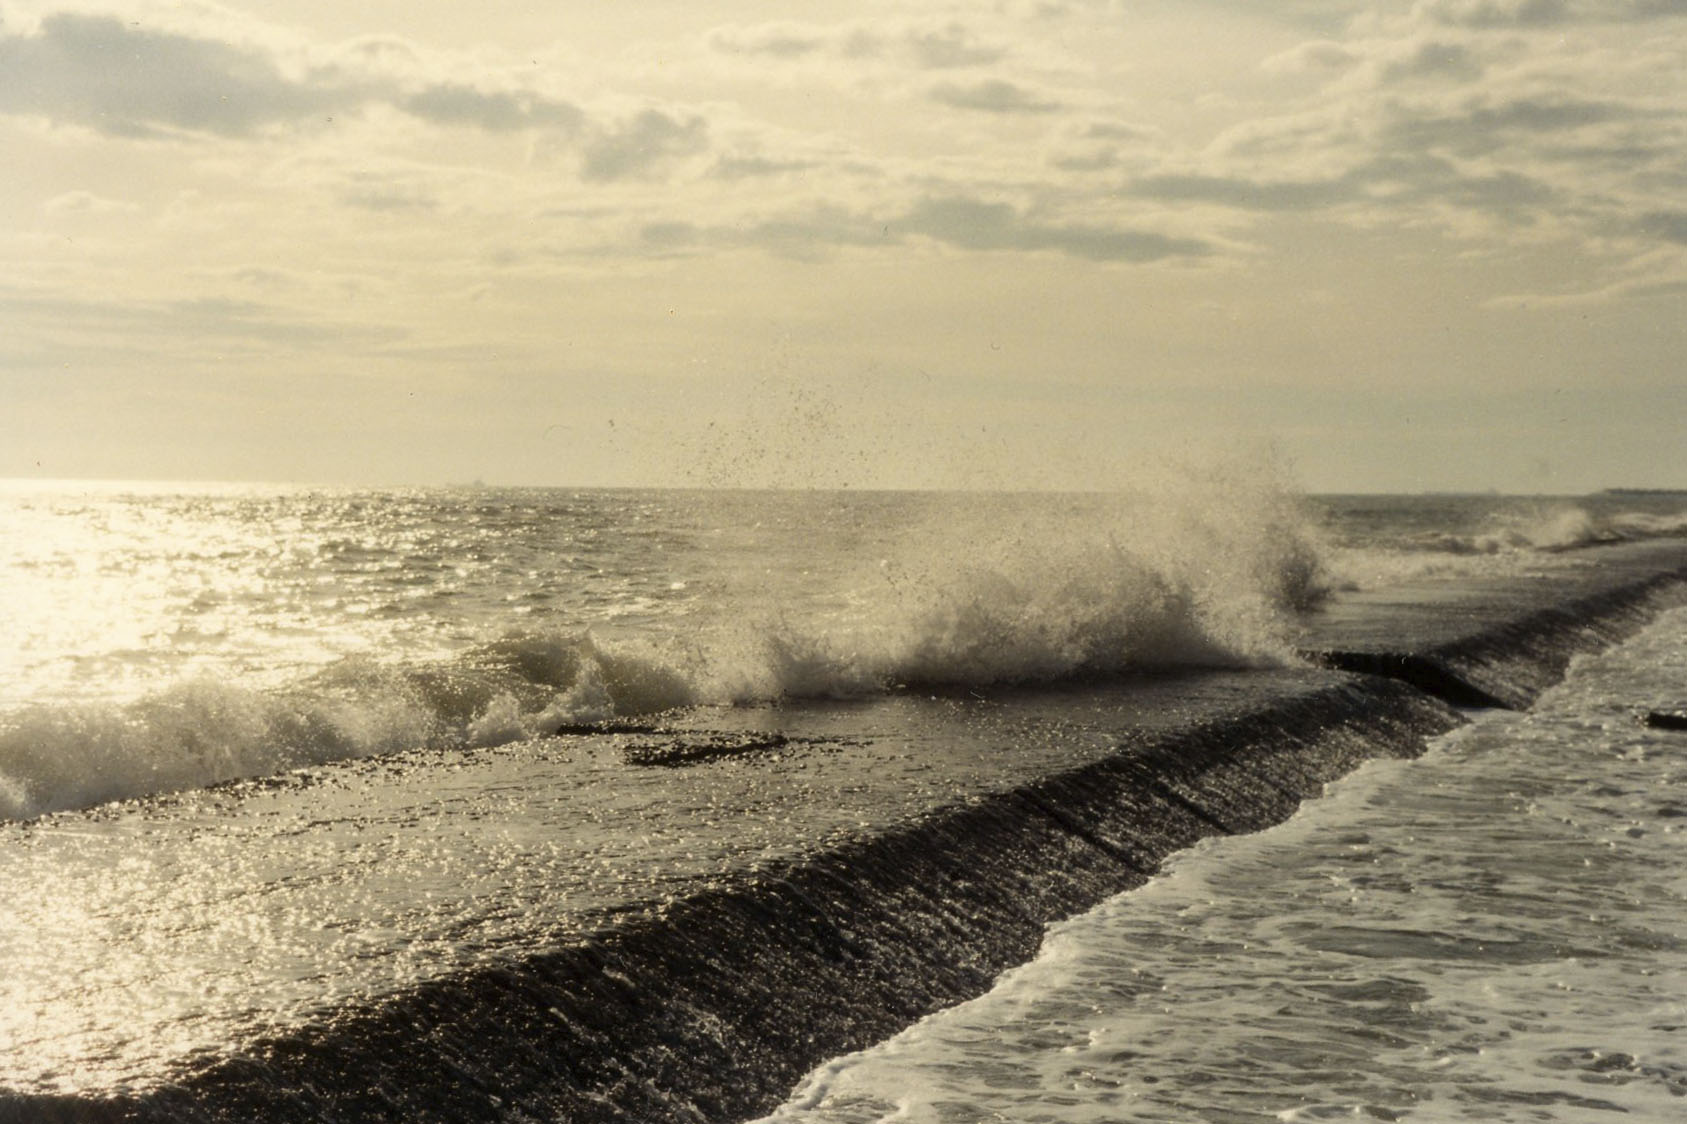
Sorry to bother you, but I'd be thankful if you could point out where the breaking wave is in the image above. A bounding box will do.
[0,469,1331,821]
[0,634,694,820]
[1327,499,1687,589]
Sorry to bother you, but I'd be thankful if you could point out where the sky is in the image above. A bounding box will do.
[2,0,1685,493]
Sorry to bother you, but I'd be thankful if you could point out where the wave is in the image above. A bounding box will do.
[1434,502,1687,555]
[0,469,1331,820]
[0,634,696,821]
[1327,501,1687,589]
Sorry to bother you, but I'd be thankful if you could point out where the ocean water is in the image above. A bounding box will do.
[0,473,1326,817]
[3,477,1687,1120]
[5,478,1683,824]
[756,600,1687,1124]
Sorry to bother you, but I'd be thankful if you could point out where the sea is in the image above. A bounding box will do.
[3,475,1687,1120]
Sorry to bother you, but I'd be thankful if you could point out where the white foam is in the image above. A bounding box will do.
[0,462,1335,819]
[751,607,1687,1124]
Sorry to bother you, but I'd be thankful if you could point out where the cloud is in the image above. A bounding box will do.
[1130,173,1359,212]
[0,11,581,140]
[1423,165,1558,214]
[42,190,141,215]
[1487,264,1687,306]
[905,23,1008,68]
[705,18,1011,70]
[338,179,437,213]
[1051,149,1122,171]
[625,204,880,261]
[638,221,702,251]
[1151,0,1687,256]
[400,83,581,132]
[1133,149,1562,227]
[1419,0,1687,27]
[1380,96,1638,157]
[1260,40,1362,75]
[706,23,829,59]
[624,197,1207,264]
[709,154,821,180]
[0,286,397,350]
[580,109,710,181]
[735,205,893,258]
[929,78,1061,114]
[1417,0,1575,27]
[1636,211,1687,243]
[0,12,346,137]
[896,196,1210,261]
[7,0,1683,274]
[1377,40,1487,83]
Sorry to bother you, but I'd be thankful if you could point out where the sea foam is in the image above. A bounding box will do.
[0,467,1330,819]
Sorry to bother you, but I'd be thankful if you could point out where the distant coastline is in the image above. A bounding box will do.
[1601,488,1687,496]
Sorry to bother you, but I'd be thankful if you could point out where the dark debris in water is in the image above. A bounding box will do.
[1641,710,1687,730]
[553,721,866,767]
[554,721,667,737]
[622,731,867,768]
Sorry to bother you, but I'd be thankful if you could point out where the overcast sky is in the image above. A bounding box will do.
[3,0,1684,492]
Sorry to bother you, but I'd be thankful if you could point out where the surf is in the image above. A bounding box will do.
[0,469,1332,820]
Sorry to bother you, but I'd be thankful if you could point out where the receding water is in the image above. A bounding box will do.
[755,605,1687,1123]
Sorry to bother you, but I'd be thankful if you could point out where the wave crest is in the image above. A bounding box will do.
[1,466,1332,820]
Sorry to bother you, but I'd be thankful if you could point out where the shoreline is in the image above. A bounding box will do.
[5,540,1687,1123]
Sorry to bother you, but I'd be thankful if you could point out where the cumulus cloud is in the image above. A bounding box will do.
[1133,0,1687,260]
[0,12,346,137]
[7,0,1685,274]
[0,11,580,139]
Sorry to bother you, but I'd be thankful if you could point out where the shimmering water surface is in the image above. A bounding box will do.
[3,479,1687,1119]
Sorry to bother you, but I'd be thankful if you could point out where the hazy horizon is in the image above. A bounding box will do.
[6,473,1684,499]
[5,1,1685,493]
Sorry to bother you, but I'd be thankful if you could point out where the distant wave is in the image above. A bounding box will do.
[0,471,1330,821]
[1440,503,1687,555]
[1329,502,1687,589]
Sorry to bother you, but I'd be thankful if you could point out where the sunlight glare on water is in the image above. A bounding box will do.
[0,480,398,704]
